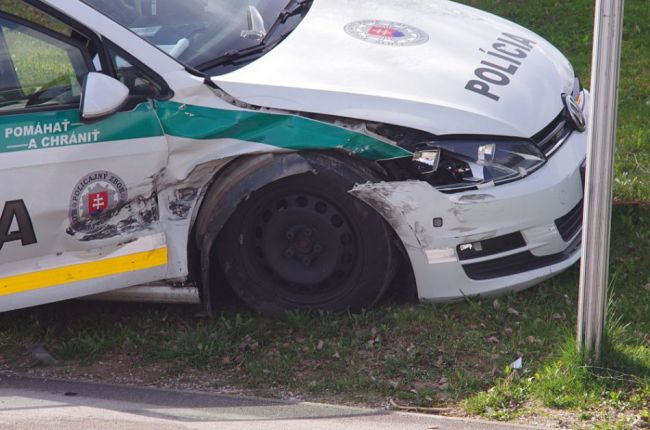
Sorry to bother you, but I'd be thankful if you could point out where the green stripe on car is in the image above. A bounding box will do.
[155,101,412,161]
[0,103,163,154]
[0,101,412,161]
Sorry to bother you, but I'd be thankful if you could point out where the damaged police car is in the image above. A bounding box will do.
[0,0,587,315]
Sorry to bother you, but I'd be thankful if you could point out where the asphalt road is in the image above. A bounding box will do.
[0,375,554,430]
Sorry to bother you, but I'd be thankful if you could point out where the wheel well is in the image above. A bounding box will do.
[189,151,415,314]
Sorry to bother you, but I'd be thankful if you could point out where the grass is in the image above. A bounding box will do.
[1,205,649,428]
[461,206,650,428]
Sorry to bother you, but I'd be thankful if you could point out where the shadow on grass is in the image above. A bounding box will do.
[602,343,650,381]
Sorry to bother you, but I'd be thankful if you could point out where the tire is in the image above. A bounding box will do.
[217,156,396,315]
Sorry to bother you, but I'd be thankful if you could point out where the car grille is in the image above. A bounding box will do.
[531,112,574,156]
[462,234,581,281]
[555,200,584,242]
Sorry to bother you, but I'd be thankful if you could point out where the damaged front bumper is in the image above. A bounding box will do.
[352,121,587,301]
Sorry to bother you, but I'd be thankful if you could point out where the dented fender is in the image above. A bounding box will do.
[191,153,315,313]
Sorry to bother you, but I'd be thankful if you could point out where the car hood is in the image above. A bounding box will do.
[213,0,575,138]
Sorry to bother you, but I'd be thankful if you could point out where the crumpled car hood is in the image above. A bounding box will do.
[213,0,575,138]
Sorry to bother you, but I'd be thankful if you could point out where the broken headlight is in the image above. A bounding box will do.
[412,140,547,191]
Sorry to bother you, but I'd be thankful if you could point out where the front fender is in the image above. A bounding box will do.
[193,152,315,313]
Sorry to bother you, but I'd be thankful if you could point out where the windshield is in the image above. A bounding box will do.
[82,0,310,75]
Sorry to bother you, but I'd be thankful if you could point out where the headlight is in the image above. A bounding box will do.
[412,140,546,190]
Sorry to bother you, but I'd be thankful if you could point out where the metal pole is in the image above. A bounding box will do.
[576,0,625,362]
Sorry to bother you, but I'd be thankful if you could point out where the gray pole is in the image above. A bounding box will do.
[576,0,625,362]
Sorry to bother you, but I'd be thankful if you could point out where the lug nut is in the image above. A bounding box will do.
[286,231,295,241]
[314,244,323,253]
[285,248,295,258]
[304,228,313,237]
[302,257,312,266]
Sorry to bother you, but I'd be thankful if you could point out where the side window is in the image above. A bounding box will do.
[2,1,100,66]
[0,16,90,112]
[109,48,166,100]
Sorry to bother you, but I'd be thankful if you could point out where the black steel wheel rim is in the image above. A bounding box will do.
[244,190,360,303]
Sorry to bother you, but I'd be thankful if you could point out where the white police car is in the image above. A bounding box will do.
[0,0,587,315]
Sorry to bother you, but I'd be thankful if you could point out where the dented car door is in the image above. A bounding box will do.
[0,9,169,311]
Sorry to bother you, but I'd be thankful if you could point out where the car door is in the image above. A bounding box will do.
[0,9,169,312]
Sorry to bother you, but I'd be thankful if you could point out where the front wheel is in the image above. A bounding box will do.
[217,158,396,315]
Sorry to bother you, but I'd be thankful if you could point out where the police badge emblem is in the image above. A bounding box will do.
[344,20,429,47]
[69,171,128,234]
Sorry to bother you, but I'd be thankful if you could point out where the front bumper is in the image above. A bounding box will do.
[352,111,587,301]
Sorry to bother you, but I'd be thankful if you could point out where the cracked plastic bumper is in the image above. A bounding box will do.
[352,123,586,301]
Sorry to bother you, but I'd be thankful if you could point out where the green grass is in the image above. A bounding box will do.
[455,0,650,201]
[1,205,649,427]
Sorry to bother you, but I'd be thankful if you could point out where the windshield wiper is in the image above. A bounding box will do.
[260,0,311,45]
[195,0,312,71]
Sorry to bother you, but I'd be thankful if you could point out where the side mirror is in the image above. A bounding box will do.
[80,72,129,121]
